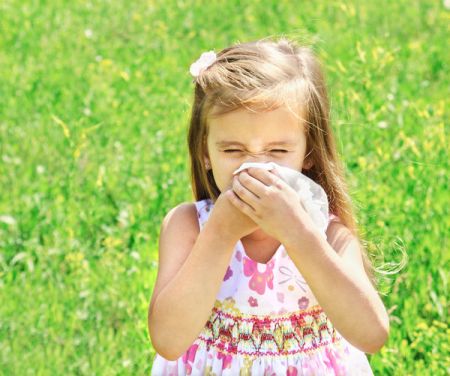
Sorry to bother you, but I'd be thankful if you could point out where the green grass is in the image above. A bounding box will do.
[0,0,448,374]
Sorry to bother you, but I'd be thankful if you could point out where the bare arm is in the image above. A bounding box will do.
[148,207,238,361]
[283,221,389,354]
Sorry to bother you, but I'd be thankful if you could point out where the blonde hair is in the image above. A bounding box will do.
[187,36,377,284]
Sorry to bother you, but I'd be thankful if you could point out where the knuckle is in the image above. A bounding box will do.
[240,172,250,183]
[275,181,283,190]
[235,184,245,195]
[271,177,283,190]
[249,168,258,176]
[263,187,273,197]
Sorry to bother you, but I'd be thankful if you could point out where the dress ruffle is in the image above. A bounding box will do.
[151,340,372,375]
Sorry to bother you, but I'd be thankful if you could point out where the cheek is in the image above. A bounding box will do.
[214,154,243,170]
[210,164,236,190]
[278,153,304,171]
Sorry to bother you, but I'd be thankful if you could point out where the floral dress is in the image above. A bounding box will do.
[150,199,374,375]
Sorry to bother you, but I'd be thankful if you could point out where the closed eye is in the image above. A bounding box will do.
[223,149,289,153]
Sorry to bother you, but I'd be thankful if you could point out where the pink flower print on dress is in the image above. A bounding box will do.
[287,366,298,376]
[243,257,275,295]
[300,361,317,375]
[324,346,347,375]
[298,296,309,310]
[277,292,285,303]
[278,307,288,315]
[217,351,233,370]
[263,364,277,376]
[235,250,242,262]
[182,343,199,375]
[195,360,203,371]
[223,266,233,281]
[248,296,258,307]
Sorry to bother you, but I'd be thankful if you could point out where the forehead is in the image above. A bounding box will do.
[207,105,305,143]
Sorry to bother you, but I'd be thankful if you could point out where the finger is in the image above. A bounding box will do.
[229,187,255,213]
[233,175,259,204]
[246,167,286,190]
[269,168,283,179]
[242,167,272,186]
[236,171,268,198]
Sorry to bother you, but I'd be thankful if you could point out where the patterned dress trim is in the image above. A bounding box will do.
[195,298,343,358]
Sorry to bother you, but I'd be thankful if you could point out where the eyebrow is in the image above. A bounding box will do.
[215,141,297,147]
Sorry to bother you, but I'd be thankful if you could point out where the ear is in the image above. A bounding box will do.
[203,136,212,170]
[204,151,211,170]
[302,158,313,170]
[302,147,314,170]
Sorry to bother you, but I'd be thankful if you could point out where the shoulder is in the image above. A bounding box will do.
[325,217,358,256]
[325,217,370,280]
[325,217,367,272]
[162,201,197,223]
[160,201,200,243]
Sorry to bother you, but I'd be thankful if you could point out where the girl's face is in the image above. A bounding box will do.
[205,105,312,193]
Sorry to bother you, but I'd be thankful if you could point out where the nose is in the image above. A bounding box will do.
[244,150,271,164]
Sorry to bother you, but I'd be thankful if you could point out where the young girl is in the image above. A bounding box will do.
[148,37,389,375]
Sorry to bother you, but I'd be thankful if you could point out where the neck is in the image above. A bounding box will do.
[242,228,274,242]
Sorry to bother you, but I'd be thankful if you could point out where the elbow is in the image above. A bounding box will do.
[363,334,389,355]
[160,351,184,362]
[148,322,178,361]
[151,341,183,361]
[148,311,185,361]
[362,314,390,354]
[150,336,185,361]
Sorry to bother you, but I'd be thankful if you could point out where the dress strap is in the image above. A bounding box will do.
[194,198,214,230]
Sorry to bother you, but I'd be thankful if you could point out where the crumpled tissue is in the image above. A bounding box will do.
[233,162,329,237]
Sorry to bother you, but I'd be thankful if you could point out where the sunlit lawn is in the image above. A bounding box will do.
[0,0,448,374]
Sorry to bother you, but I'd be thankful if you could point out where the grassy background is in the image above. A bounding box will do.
[0,0,448,374]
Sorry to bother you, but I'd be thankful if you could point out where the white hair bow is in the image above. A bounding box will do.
[189,51,217,78]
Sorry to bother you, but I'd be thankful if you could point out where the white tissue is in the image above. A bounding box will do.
[233,162,329,237]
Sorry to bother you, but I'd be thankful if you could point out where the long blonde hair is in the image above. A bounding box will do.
[187,36,377,285]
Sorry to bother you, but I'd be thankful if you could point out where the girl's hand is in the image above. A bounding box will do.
[229,167,318,242]
[208,187,260,241]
